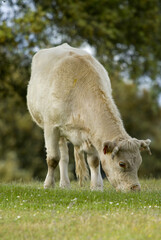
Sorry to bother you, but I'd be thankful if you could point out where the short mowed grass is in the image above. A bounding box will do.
[0,179,161,240]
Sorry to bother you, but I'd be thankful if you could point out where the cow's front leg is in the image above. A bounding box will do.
[44,125,60,189]
[87,155,103,191]
[59,138,70,188]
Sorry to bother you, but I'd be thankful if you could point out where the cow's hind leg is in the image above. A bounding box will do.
[87,155,103,191]
[44,125,60,189]
[59,138,70,188]
[74,146,89,186]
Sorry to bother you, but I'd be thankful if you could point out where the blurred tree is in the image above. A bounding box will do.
[32,0,161,79]
[0,0,161,180]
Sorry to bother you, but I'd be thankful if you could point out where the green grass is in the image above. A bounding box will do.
[0,179,161,240]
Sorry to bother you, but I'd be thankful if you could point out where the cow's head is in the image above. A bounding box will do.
[101,138,151,192]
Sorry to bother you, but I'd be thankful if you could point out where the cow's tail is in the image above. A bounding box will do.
[74,146,89,186]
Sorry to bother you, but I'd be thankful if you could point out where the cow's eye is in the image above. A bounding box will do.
[119,161,126,168]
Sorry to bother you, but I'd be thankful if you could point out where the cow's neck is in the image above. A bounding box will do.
[85,89,130,150]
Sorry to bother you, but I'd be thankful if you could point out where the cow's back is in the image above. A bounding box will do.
[27,43,112,128]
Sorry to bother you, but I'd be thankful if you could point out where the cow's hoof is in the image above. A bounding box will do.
[44,178,55,189]
[59,181,70,189]
[44,183,55,189]
[90,185,103,191]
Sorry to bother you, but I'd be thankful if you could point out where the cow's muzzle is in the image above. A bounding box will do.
[130,184,141,191]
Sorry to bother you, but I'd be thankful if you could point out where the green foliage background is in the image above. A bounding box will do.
[0,0,161,181]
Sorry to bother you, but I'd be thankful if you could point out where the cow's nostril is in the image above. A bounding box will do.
[131,184,141,191]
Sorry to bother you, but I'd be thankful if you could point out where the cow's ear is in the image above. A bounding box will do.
[139,139,152,155]
[103,141,116,154]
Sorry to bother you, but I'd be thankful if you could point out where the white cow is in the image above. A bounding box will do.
[27,43,151,192]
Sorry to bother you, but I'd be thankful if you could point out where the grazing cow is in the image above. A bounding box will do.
[27,43,151,192]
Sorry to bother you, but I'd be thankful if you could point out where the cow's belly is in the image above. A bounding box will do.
[59,126,85,146]
[60,126,96,155]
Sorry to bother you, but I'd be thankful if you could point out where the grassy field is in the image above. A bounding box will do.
[0,179,161,240]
